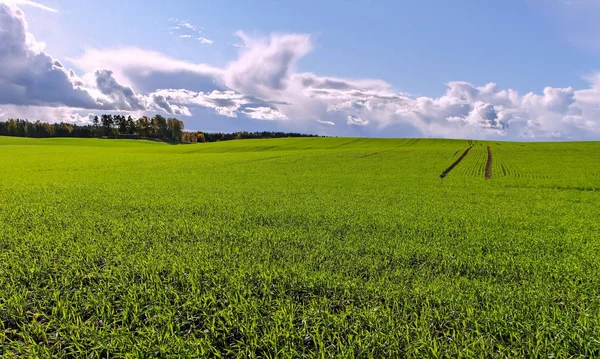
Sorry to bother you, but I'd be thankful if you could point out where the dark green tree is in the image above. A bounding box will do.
[101,114,113,136]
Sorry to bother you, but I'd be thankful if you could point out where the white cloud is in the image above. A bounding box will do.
[148,89,242,117]
[94,69,147,111]
[169,18,199,31]
[168,18,214,44]
[0,4,151,112]
[0,3,97,108]
[242,107,287,121]
[3,3,600,139]
[346,115,369,126]
[151,94,191,116]
[179,21,197,31]
[317,119,335,126]
[197,37,213,44]
[147,88,286,120]
[446,101,506,130]
[225,31,312,96]
[71,47,224,93]
[0,104,96,124]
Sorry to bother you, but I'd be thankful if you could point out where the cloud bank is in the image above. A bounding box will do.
[1,2,600,140]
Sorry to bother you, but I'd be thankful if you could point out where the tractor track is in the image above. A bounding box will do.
[439,146,472,179]
[485,146,492,179]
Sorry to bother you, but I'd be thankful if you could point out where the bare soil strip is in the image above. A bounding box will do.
[485,146,492,179]
[439,147,472,179]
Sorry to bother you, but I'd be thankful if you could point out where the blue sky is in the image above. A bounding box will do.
[27,0,598,93]
[2,0,600,139]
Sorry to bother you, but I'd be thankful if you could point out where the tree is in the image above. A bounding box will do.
[167,118,184,141]
[43,122,54,137]
[117,115,128,135]
[182,132,196,143]
[1,114,320,142]
[136,116,150,138]
[152,114,168,139]
[126,115,135,134]
[6,119,18,136]
[92,116,100,137]
[149,116,159,138]
[111,115,120,135]
[101,114,113,136]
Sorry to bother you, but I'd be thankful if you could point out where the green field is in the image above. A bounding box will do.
[1,136,599,358]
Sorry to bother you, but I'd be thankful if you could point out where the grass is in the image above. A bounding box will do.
[1,136,599,358]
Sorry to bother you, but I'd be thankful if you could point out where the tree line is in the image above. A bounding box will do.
[0,115,184,141]
[0,115,319,143]
[181,131,319,143]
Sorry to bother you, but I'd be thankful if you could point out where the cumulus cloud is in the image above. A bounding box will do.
[0,3,151,112]
[346,115,369,126]
[299,73,390,92]
[0,4,98,108]
[147,88,286,120]
[242,107,287,121]
[94,69,146,111]
[225,31,312,96]
[151,94,191,116]
[3,3,600,139]
[72,47,224,93]
[149,89,242,117]
[446,101,506,130]
[0,104,98,124]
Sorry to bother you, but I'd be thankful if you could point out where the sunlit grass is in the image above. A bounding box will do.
[1,136,599,357]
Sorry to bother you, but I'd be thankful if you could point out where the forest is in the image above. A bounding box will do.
[0,115,318,143]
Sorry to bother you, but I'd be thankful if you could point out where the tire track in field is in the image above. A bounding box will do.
[485,146,492,179]
[439,146,472,178]
[356,150,391,158]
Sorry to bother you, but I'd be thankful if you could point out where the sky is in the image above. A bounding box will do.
[1,0,600,140]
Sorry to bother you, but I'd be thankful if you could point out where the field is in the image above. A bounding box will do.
[1,136,599,358]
